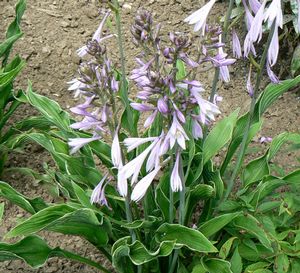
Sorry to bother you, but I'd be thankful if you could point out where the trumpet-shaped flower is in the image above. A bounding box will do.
[131,167,161,202]
[68,136,101,154]
[119,139,159,184]
[112,133,123,169]
[166,115,189,150]
[232,29,242,58]
[170,152,182,192]
[90,175,109,207]
[184,0,216,35]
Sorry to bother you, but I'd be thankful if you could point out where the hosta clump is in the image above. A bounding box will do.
[0,1,300,273]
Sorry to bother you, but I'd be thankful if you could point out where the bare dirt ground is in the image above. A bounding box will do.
[0,0,299,272]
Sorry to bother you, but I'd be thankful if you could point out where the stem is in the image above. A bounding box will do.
[223,21,276,202]
[125,195,136,242]
[168,153,185,273]
[112,0,135,135]
[209,68,220,103]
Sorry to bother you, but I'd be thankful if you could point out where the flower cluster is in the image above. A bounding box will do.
[114,11,235,202]
[67,11,119,154]
[185,0,284,84]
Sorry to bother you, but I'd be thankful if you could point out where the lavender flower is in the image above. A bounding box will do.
[166,115,189,150]
[242,0,254,31]
[90,175,109,207]
[232,29,242,59]
[249,0,262,14]
[260,136,272,143]
[68,136,101,154]
[112,133,123,169]
[246,68,254,97]
[170,152,182,192]
[184,0,216,35]
[77,12,114,57]
[131,167,161,202]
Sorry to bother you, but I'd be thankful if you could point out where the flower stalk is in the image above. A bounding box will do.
[223,20,277,201]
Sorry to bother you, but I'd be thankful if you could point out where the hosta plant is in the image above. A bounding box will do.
[0,0,26,175]
[1,1,300,273]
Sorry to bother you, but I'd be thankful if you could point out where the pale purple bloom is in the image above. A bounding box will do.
[170,152,182,192]
[77,12,112,57]
[219,66,231,82]
[242,0,254,31]
[192,119,203,140]
[249,0,262,14]
[68,136,101,154]
[246,69,254,97]
[212,94,223,105]
[144,110,158,128]
[264,0,283,28]
[266,63,279,83]
[130,103,154,112]
[190,85,221,123]
[119,139,159,184]
[184,0,216,35]
[112,133,123,169]
[232,29,242,58]
[124,136,157,152]
[146,137,163,171]
[166,115,189,150]
[117,171,128,197]
[90,175,109,207]
[131,167,161,202]
[267,26,279,67]
[260,136,272,143]
[244,1,266,57]
[157,98,168,114]
[67,79,87,98]
[70,116,103,131]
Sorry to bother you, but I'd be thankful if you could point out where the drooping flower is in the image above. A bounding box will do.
[244,1,266,57]
[68,136,101,154]
[119,138,159,184]
[260,136,272,143]
[90,175,109,207]
[184,0,216,35]
[232,29,242,58]
[170,152,182,192]
[131,167,161,202]
[111,133,123,169]
[249,0,262,14]
[166,115,189,150]
[242,0,254,31]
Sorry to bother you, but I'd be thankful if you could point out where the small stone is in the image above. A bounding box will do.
[60,21,70,28]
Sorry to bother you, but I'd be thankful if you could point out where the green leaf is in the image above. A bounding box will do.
[156,223,218,252]
[0,181,47,214]
[25,82,71,131]
[0,203,4,222]
[244,262,270,273]
[230,247,242,273]
[242,154,270,187]
[176,59,186,80]
[1,0,26,63]
[219,237,237,259]
[0,57,25,87]
[6,204,75,238]
[291,44,300,77]
[0,235,108,271]
[72,182,94,209]
[185,184,215,224]
[112,237,174,271]
[231,214,272,250]
[7,204,109,247]
[0,33,23,59]
[274,254,289,273]
[222,76,300,173]
[202,258,233,273]
[203,109,239,164]
[199,212,241,237]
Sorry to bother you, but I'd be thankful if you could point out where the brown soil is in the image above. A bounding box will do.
[0,0,299,272]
